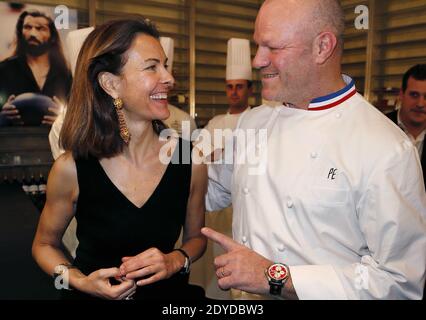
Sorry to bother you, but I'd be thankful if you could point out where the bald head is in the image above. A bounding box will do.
[253,0,347,107]
[260,0,345,51]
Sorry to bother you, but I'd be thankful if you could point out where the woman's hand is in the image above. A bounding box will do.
[77,267,137,300]
[119,248,184,287]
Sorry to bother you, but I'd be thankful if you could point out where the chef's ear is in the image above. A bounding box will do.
[98,71,122,99]
[313,31,338,65]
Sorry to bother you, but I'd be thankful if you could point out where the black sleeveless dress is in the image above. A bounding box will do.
[63,138,204,300]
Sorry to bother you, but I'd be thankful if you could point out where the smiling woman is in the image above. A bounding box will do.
[60,18,170,158]
[31,18,208,301]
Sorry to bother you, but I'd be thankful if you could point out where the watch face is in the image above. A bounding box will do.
[267,264,288,281]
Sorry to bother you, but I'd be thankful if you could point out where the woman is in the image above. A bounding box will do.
[32,18,207,300]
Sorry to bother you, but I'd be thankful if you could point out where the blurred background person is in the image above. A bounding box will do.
[387,64,426,190]
[204,38,253,141]
[387,64,426,300]
[0,10,71,126]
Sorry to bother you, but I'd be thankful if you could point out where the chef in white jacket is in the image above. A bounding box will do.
[204,38,253,141]
[202,0,426,300]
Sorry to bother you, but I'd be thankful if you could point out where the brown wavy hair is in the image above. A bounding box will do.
[60,17,167,159]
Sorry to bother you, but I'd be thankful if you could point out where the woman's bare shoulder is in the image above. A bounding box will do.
[48,151,78,197]
[52,152,77,177]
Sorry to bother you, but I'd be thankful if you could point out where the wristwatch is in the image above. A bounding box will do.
[265,263,289,295]
[174,248,191,274]
[53,263,77,290]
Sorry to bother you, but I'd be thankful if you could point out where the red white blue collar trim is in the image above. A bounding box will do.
[308,75,356,111]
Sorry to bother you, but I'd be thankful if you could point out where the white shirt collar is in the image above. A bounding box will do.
[226,106,251,116]
[397,110,425,156]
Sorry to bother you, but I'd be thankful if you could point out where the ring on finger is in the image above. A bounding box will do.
[220,267,226,278]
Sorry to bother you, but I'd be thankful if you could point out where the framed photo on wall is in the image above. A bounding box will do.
[0,2,77,127]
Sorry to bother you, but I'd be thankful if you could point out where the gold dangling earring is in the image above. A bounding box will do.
[113,97,131,144]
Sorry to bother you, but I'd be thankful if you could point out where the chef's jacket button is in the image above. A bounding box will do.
[278,244,286,252]
[310,151,318,159]
[243,187,250,195]
[335,112,342,119]
[242,236,247,243]
[287,200,294,208]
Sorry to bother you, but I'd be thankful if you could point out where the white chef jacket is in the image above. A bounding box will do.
[205,108,251,135]
[204,108,251,153]
[206,76,426,300]
[165,104,197,138]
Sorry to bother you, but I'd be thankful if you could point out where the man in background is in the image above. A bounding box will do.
[0,10,71,126]
[387,64,426,189]
[387,64,426,300]
[204,38,253,139]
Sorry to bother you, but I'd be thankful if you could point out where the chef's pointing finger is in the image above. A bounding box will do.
[201,227,241,252]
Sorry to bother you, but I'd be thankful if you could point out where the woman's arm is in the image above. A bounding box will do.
[32,153,136,299]
[32,152,80,278]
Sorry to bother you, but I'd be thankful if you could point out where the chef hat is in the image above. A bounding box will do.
[160,37,174,73]
[226,38,252,81]
[65,27,94,76]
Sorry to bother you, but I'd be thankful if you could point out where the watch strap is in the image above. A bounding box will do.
[269,281,283,295]
[173,248,191,274]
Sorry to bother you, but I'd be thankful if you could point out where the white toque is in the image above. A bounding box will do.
[226,38,252,81]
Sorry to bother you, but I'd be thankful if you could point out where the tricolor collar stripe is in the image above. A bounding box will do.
[308,88,357,111]
[311,76,355,103]
[308,74,356,111]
